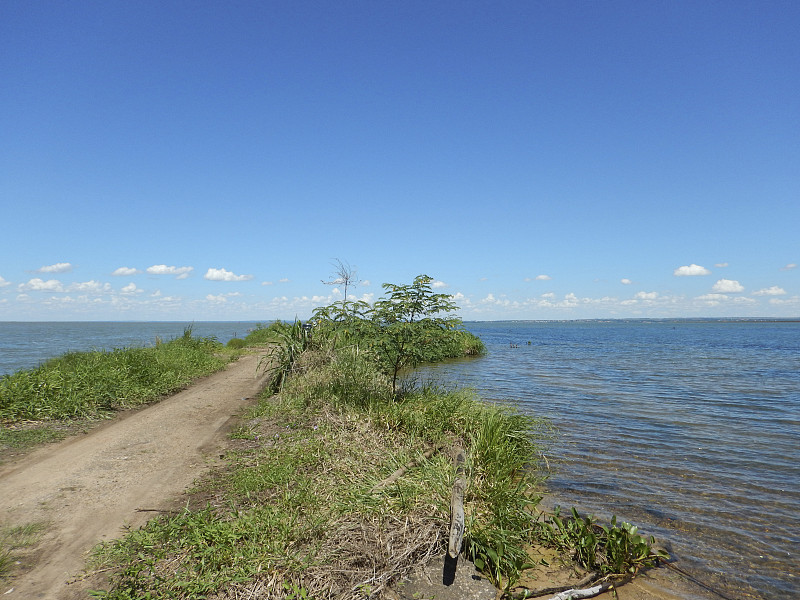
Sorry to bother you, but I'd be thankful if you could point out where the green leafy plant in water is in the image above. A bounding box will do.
[536,507,669,576]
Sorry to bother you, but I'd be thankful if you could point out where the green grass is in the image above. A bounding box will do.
[242,321,290,346]
[0,424,70,454]
[0,330,231,423]
[0,522,47,579]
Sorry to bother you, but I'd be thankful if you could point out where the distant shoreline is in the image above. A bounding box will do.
[1,317,798,324]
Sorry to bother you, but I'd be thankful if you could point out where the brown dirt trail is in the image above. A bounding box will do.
[0,352,270,599]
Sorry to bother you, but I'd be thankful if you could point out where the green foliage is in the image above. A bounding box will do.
[536,507,669,575]
[307,274,484,394]
[0,333,228,422]
[371,275,460,392]
[243,321,288,346]
[226,338,247,350]
[373,274,458,324]
[261,320,312,392]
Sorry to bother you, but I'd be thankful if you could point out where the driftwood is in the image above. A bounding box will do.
[512,574,633,600]
[371,445,442,492]
[545,580,613,600]
[509,572,600,599]
[448,445,467,558]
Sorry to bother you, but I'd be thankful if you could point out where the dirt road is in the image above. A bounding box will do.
[0,352,270,599]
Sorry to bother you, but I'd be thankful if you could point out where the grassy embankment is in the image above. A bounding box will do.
[0,328,233,449]
[86,276,668,599]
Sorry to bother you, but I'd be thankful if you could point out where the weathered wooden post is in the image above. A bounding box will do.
[448,445,467,558]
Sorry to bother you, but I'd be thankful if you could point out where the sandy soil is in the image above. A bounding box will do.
[0,352,270,599]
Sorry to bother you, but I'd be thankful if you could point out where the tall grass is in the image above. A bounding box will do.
[0,330,228,422]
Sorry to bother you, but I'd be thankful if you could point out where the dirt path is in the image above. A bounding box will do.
[0,352,270,599]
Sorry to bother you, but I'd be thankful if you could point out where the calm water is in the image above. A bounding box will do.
[0,321,258,376]
[413,320,799,600]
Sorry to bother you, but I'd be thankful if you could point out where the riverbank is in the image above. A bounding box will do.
[2,344,698,600]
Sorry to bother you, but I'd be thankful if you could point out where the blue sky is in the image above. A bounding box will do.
[1,1,798,321]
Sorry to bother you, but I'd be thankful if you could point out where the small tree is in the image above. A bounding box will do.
[371,275,459,393]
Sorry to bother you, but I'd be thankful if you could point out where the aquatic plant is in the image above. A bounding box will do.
[535,506,669,575]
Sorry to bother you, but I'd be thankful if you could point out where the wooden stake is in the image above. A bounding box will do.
[448,445,467,558]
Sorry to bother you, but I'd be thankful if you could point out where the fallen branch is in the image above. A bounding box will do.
[371,445,443,492]
[509,572,599,599]
[546,580,613,600]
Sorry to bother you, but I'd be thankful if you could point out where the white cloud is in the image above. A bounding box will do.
[204,267,254,282]
[712,279,744,293]
[696,293,728,305]
[262,281,274,286]
[121,283,142,294]
[715,262,729,268]
[361,280,371,287]
[674,264,711,276]
[753,286,786,296]
[524,275,552,282]
[206,292,242,303]
[19,278,65,292]
[68,280,112,294]
[147,265,194,279]
[112,267,141,276]
[620,278,632,285]
[635,291,659,300]
[0,276,10,288]
[37,262,73,274]
[279,278,290,283]
[781,263,797,271]
[431,280,447,288]
[769,295,800,306]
